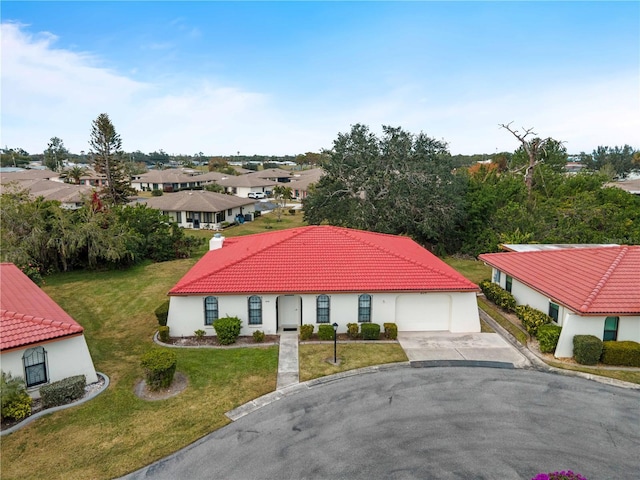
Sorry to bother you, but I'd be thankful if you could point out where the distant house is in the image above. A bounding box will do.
[0,177,94,210]
[0,264,98,398]
[247,168,293,183]
[479,246,640,358]
[166,226,481,337]
[131,169,225,192]
[216,175,277,198]
[607,178,640,196]
[139,190,257,229]
[288,168,324,200]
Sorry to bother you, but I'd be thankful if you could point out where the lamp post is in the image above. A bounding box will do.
[332,322,338,364]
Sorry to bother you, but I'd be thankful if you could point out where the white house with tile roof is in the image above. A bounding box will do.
[166,226,481,337]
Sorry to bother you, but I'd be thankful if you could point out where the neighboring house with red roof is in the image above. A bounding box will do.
[479,246,640,358]
[167,226,480,337]
[0,264,98,397]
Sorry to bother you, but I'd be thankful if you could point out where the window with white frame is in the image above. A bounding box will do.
[23,346,48,387]
[204,296,218,325]
[493,269,501,283]
[603,316,619,341]
[505,275,513,293]
[548,303,559,323]
[358,294,372,323]
[316,295,330,323]
[248,296,262,325]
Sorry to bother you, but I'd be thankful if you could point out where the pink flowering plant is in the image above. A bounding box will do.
[532,471,587,480]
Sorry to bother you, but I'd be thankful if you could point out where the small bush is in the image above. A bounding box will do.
[361,323,381,340]
[151,189,163,196]
[288,209,296,215]
[300,324,314,341]
[479,280,516,312]
[158,326,170,343]
[1,371,32,421]
[515,305,552,336]
[155,300,170,326]
[383,323,398,340]
[573,335,603,365]
[194,329,205,340]
[347,323,359,339]
[537,324,562,353]
[40,375,86,409]
[253,330,265,343]
[601,341,640,367]
[318,324,335,341]
[141,349,177,391]
[213,316,242,345]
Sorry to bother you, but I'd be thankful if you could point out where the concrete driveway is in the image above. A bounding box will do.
[121,367,640,480]
[398,331,530,368]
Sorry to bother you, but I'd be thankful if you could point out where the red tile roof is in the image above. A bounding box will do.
[170,226,479,295]
[479,246,640,315]
[0,263,84,351]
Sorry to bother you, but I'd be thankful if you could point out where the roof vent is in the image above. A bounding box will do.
[209,234,225,251]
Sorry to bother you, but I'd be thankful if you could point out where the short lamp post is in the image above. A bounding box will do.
[332,322,339,364]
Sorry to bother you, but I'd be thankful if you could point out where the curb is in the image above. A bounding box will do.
[410,360,515,369]
[1,372,110,436]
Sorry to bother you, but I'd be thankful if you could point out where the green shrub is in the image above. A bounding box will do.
[213,316,242,345]
[288,209,296,215]
[573,335,603,365]
[347,323,359,339]
[515,305,552,336]
[253,330,265,343]
[151,189,163,196]
[479,280,516,312]
[40,375,86,409]
[601,341,640,367]
[300,324,314,341]
[155,300,170,327]
[141,349,177,391]
[537,324,562,353]
[383,323,398,340]
[318,324,335,341]
[1,371,32,421]
[194,329,205,340]
[158,326,170,343]
[361,323,381,340]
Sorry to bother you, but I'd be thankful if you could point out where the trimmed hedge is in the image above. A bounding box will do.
[347,323,359,339]
[383,323,398,340]
[253,330,265,343]
[361,323,381,340]
[158,326,170,343]
[479,280,516,312]
[155,300,170,327]
[213,316,242,345]
[537,324,562,353]
[573,335,603,365]
[601,341,640,367]
[515,305,553,336]
[300,324,314,341]
[141,349,177,391]
[318,324,335,341]
[40,375,86,409]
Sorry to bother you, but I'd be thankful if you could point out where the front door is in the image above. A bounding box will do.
[277,295,301,331]
[193,212,200,229]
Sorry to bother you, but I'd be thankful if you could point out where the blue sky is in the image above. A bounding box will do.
[2,1,639,156]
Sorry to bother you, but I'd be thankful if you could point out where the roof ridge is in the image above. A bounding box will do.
[580,246,629,311]
[173,227,311,292]
[0,309,83,332]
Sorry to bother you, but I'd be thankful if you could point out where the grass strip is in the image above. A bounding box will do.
[477,297,528,346]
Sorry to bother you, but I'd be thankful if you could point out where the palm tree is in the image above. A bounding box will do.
[272,185,293,221]
[67,165,86,185]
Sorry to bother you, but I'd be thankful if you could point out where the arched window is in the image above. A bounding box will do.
[23,346,48,387]
[204,296,218,325]
[248,296,262,325]
[316,295,330,323]
[358,294,372,323]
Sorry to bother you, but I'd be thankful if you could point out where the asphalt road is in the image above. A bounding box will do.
[122,367,639,480]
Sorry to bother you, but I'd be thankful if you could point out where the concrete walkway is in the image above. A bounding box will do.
[276,331,299,389]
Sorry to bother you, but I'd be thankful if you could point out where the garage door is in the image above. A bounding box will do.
[395,294,451,331]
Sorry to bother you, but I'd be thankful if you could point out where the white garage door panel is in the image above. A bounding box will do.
[396,294,451,331]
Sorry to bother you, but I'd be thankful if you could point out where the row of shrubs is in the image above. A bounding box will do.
[300,323,398,341]
[479,280,516,312]
[574,336,640,366]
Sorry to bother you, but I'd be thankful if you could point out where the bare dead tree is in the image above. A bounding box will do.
[499,122,554,197]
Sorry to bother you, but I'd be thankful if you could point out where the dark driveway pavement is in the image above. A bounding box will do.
[122,367,639,480]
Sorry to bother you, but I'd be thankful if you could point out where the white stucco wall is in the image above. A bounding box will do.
[167,291,480,336]
[163,206,255,229]
[1,335,98,398]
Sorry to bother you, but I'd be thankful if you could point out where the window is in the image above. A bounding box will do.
[186,212,194,222]
[248,296,262,325]
[203,212,212,223]
[227,209,233,216]
[316,295,330,323]
[23,347,48,387]
[204,296,218,325]
[358,294,372,323]
[216,211,226,223]
[176,211,182,223]
[603,316,619,341]
[548,303,559,323]
[505,275,513,293]
[493,270,501,283]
